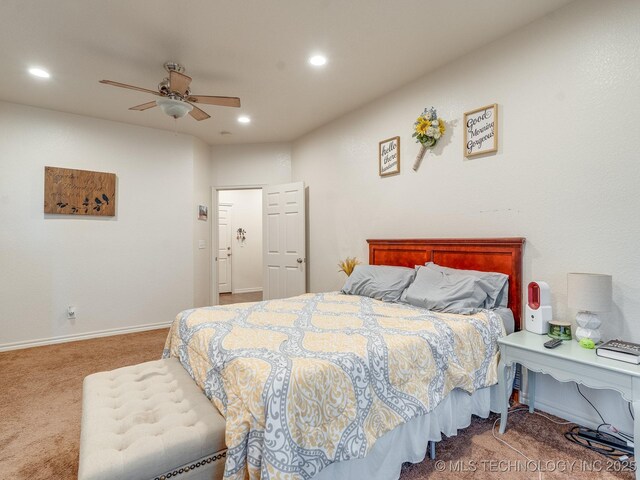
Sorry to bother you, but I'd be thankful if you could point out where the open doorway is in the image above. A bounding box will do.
[213,188,263,305]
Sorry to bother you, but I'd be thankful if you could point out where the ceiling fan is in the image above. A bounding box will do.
[99,62,240,121]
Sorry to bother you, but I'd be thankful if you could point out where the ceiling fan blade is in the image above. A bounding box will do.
[129,101,157,111]
[186,95,241,108]
[99,80,161,96]
[188,104,211,121]
[170,70,192,95]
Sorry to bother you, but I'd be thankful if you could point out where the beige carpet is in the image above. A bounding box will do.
[0,329,633,480]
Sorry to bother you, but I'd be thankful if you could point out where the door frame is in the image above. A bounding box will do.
[211,185,264,306]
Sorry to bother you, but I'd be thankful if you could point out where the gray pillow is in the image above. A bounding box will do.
[341,265,416,303]
[402,265,488,314]
[424,262,509,308]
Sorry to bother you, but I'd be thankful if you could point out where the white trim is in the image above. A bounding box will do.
[215,184,267,190]
[231,287,263,294]
[0,321,171,352]
[520,367,602,430]
[519,391,603,431]
[212,187,219,305]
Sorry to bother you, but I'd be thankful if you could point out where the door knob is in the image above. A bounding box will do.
[297,258,303,264]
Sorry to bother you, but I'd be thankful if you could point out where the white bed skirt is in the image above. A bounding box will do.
[313,384,505,480]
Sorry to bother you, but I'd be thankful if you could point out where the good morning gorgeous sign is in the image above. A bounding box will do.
[464,104,498,157]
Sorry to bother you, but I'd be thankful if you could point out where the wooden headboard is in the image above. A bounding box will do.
[367,238,525,331]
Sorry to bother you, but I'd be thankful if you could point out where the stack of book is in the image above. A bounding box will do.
[596,339,640,364]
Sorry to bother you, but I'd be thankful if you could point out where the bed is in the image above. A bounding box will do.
[163,237,525,480]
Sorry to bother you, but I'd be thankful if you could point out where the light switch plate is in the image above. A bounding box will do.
[198,240,206,249]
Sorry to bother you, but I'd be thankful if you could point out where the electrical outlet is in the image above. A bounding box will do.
[67,306,76,319]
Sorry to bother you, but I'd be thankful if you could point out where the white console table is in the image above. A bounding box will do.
[497,330,640,478]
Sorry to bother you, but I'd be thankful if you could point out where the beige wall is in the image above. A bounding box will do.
[0,102,205,349]
[211,142,292,187]
[193,137,213,307]
[292,0,640,431]
[0,113,294,349]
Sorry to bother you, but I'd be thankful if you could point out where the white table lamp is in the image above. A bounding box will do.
[567,273,612,344]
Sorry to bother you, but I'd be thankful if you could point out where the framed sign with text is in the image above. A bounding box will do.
[464,104,498,157]
[44,166,116,216]
[379,136,400,177]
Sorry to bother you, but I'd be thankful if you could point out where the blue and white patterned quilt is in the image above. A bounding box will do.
[163,292,505,480]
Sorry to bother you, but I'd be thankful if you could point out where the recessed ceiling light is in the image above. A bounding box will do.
[28,67,50,78]
[309,55,327,67]
[238,115,251,124]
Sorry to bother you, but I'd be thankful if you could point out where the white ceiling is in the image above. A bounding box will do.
[1,0,572,145]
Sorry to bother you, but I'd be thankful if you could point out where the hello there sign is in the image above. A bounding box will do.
[464,104,498,157]
[379,136,400,176]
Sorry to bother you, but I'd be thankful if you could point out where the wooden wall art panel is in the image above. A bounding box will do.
[44,166,116,216]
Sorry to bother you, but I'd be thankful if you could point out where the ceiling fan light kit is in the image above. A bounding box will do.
[99,62,241,122]
[156,97,193,119]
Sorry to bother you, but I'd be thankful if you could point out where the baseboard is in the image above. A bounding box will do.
[232,287,263,294]
[0,321,172,352]
[520,392,603,431]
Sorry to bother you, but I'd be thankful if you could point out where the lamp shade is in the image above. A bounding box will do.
[156,97,193,119]
[567,273,612,312]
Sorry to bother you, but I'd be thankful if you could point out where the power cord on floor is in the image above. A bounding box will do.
[492,397,635,478]
[492,412,542,480]
[491,406,574,480]
[564,384,635,461]
[564,427,632,460]
[599,424,634,443]
[491,405,573,480]
[575,384,635,445]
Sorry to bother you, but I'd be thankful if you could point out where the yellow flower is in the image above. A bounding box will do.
[438,118,446,135]
[415,116,430,135]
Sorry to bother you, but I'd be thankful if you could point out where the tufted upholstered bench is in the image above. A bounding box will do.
[78,358,226,480]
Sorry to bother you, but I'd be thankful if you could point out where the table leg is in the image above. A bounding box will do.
[498,358,511,434]
[528,369,536,413]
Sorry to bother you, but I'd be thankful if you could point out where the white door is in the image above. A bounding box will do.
[218,203,233,294]
[263,182,306,300]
